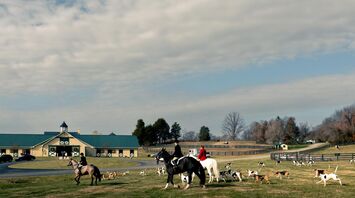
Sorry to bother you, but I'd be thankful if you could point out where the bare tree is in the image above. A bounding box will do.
[222,112,245,140]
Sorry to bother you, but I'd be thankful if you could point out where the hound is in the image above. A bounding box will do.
[219,169,232,182]
[314,169,325,178]
[307,160,315,166]
[231,171,243,182]
[317,173,342,187]
[258,162,266,167]
[274,171,289,179]
[247,170,258,178]
[254,175,270,184]
[139,170,146,176]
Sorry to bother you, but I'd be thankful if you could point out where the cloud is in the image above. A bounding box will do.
[2,72,354,134]
[1,0,355,96]
[1,1,355,133]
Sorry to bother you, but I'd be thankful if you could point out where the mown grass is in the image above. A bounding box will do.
[287,144,308,150]
[2,157,355,198]
[314,144,355,154]
[9,157,139,169]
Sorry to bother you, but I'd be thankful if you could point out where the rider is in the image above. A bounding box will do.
[198,145,207,161]
[78,153,87,175]
[172,140,183,167]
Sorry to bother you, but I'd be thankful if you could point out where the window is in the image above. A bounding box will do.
[60,137,69,145]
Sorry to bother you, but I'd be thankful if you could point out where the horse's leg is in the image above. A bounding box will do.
[89,173,94,186]
[194,166,206,188]
[76,175,81,185]
[184,171,193,190]
[164,174,172,190]
[207,168,213,183]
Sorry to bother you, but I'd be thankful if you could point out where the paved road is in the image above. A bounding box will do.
[0,159,157,178]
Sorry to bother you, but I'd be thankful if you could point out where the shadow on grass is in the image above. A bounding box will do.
[206,183,235,188]
[100,182,128,186]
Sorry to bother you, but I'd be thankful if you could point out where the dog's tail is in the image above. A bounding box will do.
[334,165,339,173]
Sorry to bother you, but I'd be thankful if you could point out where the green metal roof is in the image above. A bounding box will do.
[72,134,139,148]
[0,133,139,149]
[0,134,54,148]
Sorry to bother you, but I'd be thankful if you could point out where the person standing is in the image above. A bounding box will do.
[198,145,207,161]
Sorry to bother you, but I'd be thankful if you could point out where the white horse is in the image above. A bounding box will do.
[187,154,220,183]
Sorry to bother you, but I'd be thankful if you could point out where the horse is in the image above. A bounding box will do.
[187,154,220,183]
[156,148,206,190]
[67,158,102,185]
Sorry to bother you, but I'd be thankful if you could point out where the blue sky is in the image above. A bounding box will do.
[0,1,355,135]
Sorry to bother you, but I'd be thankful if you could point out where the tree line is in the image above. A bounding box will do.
[310,104,355,144]
[132,118,212,146]
[132,104,355,146]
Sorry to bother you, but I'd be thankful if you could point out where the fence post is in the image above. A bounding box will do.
[322,154,324,161]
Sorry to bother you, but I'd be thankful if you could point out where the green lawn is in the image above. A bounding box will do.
[9,157,139,169]
[287,144,308,150]
[2,157,355,197]
[314,144,355,154]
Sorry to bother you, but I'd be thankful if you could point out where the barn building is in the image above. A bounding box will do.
[0,122,139,158]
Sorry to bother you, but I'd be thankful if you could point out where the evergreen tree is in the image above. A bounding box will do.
[153,118,170,144]
[170,122,182,141]
[143,125,158,146]
[199,126,211,141]
[132,119,145,145]
[284,117,299,144]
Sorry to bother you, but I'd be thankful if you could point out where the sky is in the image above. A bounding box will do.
[1,0,355,135]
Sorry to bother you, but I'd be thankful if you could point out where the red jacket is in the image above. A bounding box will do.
[198,148,207,161]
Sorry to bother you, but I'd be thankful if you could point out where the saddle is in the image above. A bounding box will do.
[171,156,185,167]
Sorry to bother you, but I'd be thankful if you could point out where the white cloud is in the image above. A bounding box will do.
[1,0,355,95]
[1,1,355,133]
[2,72,354,134]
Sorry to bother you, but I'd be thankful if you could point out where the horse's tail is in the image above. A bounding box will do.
[212,159,220,179]
[93,166,102,182]
[199,164,206,185]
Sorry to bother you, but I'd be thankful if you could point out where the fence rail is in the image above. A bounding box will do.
[271,152,355,162]
[149,144,272,149]
[145,147,272,156]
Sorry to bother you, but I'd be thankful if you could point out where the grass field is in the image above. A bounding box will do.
[2,156,355,197]
[9,157,139,169]
[314,144,355,154]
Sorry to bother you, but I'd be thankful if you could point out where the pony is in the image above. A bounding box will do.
[187,154,220,183]
[156,148,206,190]
[67,158,102,185]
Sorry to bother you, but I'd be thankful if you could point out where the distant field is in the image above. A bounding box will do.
[287,144,308,150]
[314,144,355,154]
[2,156,355,197]
[9,157,139,169]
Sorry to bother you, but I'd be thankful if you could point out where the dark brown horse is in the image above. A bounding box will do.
[67,158,102,185]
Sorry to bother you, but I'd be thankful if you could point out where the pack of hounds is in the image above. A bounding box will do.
[102,159,350,187]
[179,160,345,187]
